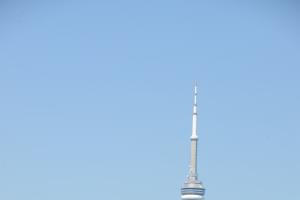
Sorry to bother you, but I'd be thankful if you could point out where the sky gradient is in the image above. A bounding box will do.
[0,1,299,200]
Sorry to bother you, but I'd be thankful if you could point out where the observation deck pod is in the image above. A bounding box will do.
[181,181,205,200]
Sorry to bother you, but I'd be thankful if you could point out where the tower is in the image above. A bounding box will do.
[181,83,206,200]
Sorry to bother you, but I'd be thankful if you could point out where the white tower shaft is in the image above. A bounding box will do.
[181,83,205,200]
[189,84,198,180]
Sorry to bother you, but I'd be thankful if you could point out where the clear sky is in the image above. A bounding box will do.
[0,1,299,200]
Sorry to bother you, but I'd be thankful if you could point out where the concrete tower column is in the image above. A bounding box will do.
[181,82,205,200]
[189,84,198,179]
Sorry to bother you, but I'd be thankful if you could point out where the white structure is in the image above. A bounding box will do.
[181,83,205,200]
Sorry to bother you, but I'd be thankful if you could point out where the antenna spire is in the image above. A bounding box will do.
[191,82,198,139]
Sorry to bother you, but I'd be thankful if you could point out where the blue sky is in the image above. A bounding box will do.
[0,1,299,200]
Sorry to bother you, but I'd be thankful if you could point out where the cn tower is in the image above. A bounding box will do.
[181,83,206,200]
